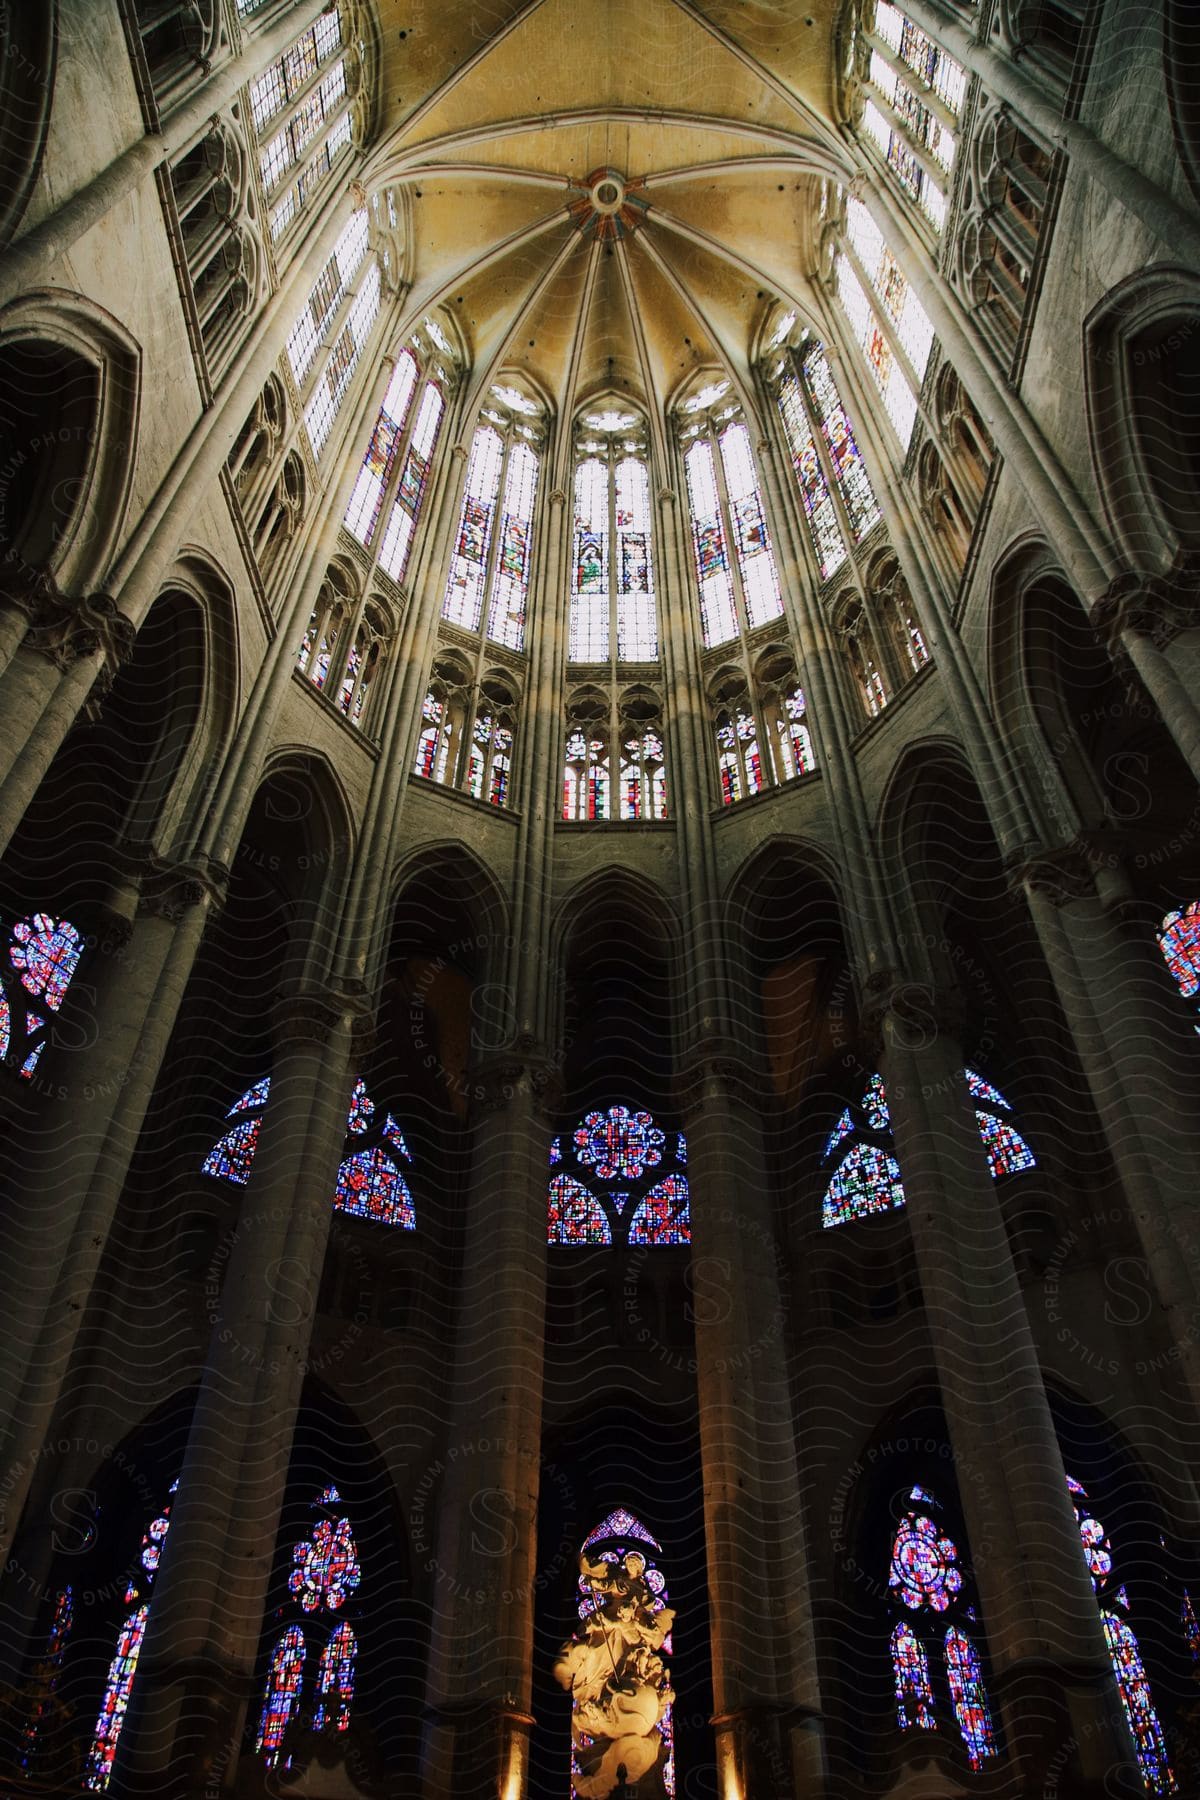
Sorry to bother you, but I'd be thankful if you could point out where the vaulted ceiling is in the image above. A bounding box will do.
[363,0,852,420]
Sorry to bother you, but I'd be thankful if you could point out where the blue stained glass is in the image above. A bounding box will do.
[890,1512,963,1612]
[823,1107,855,1160]
[257,1626,305,1763]
[892,1620,936,1732]
[313,1621,356,1732]
[1103,1614,1176,1794]
[228,1078,271,1116]
[549,1105,688,1248]
[335,1148,415,1227]
[627,1175,690,1246]
[202,1118,261,1185]
[581,1508,661,1552]
[976,1111,1036,1177]
[863,1073,890,1130]
[548,1174,611,1245]
[574,1106,665,1180]
[964,1068,1008,1110]
[347,1076,374,1134]
[1159,901,1200,1001]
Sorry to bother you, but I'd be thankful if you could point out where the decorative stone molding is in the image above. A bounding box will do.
[135,851,229,923]
[272,983,373,1048]
[470,1045,562,1117]
[22,587,135,681]
[1006,842,1099,908]
[676,1042,769,1119]
[859,972,965,1058]
[1092,564,1200,655]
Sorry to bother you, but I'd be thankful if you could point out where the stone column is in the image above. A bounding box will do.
[0,591,132,860]
[873,980,1141,1798]
[1092,575,1200,787]
[0,858,223,1568]
[420,1055,553,1800]
[681,1056,825,1800]
[117,984,366,1798]
[1016,849,1200,1421]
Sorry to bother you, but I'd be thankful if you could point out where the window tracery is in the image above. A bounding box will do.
[679,384,783,647]
[548,1107,690,1246]
[1157,901,1200,1028]
[562,686,667,823]
[343,319,451,583]
[257,1487,361,1769]
[834,197,936,449]
[413,659,520,810]
[292,202,391,460]
[296,560,396,736]
[84,1482,177,1791]
[821,1069,1034,1227]
[203,1077,416,1228]
[1066,1475,1175,1793]
[570,410,659,664]
[0,910,85,1081]
[858,4,967,235]
[954,106,1054,374]
[442,385,544,652]
[709,648,817,807]
[887,1488,998,1769]
[167,117,262,390]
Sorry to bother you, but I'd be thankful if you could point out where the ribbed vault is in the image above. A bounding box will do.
[362,0,848,408]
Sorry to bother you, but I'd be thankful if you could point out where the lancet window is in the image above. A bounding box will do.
[914,363,996,581]
[859,4,967,235]
[0,910,86,1081]
[709,647,817,807]
[256,1486,362,1769]
[956,108,1055,371]
[678,381,783,648]
[569,408,658,664]
[561,686,667,822]
[248,9,360,244]
[289,205,387,460]
[442,384,544,652]
[548,1106,690,1247]
[1066,1476,1175,1793]
[343,315,452,584]
[821,1069,1034,1227]
[557,1512,677,1797]
[769,325,883,583]
[83,1482,177,1790]
[413,656,519,810]
[203,1076,416,1227]
[887,1486,998,1771]
[835,197,936,449]
[296,560,396,736]
[1157,901,1200,1027]
[19,1587,73,1774]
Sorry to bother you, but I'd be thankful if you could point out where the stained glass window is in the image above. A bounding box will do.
[835,198,935,452]
[414,691,454,785]
[304,261,382,457]
[715,707,765,806]
[486,442,539,650]
[1066,1475,1175,1794]
[343,351,419,545]
[619,730,668,820]
[84,1483,177,1791]
[892,1621,937,1731]
[890,1511,963,1611]
[258,1490,363,1768]
[287,212,369,386]
[548,1107,689,1247]
[251,16,348,240]
[257,1625,306,1762]
[1157,902,1200,1028]
[719,421,783,631]
[822,1143,905,1227]
[944,1628,997,1768]
[444,427,503,632]
[567,1516,676,1798]
[562,728,611,822]
[772,689,816,783]
[20,1586,73,1772]
[378,381,445,581]
[203,1076,416,1229]
[778,369,848,580]
[0,910,84,1080]
[963,1068,1037,1176]
[313,1621,356,1732]
[683,440,738,647]
[800,344,881,541]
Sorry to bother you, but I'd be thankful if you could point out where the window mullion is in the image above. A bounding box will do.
[608,450,619,668]
[358,377,421,585]
[793,351,867,566]
[843,240,923,394]
[480,433,513,642]
[861,84,950,197]
[867,34,959,133]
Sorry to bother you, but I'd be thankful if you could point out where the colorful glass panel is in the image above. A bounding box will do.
[822,1144,905,1227]
[891,1620,936,1732]
[627,1175,691,1246]
[201,1118,261,1185]
[290,1515,361,1613]
[378,382,444,581]
[20,1586,73,1772]
[801,345,881,541]
[83,1606,148,1790]
[684,439,738,646]
[548,1173,612,1245]
[719,421,782,630]
[257,1625,306,1762]
[335,1147,416,1227]
[10,913,82,1012]
[313,1621,356,1733]
[823,1108,855,1159]
[443,427,503,632]
[581,1509,661,1552]
[976,1111,1036,1177]
[571,1519,675,1797]
[1102,1613,1176,1794]
[890,1513,963,1612]
[1158,902,1200,1003]
[778,369,847,580]
[486,441,538,651]
[574,1106,665,1180]
[863,1073,890,1130]
[944,1629,997,1768]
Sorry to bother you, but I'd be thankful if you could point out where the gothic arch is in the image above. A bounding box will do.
[386,840,510,985]
[1085,266,1200,577]
[252,749,358,981]
[143,550,240,850]
[0,5,56,248]
[0,292,140,596]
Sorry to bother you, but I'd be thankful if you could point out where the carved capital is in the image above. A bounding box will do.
[471,1045,562,1117]
[23,589,135,682]
[859,972,964,1060]
[135,852,229,923]
[657,486,676,505]
[1092,565,1200,655]
[547,487,568,507]
[1006,842,1096,908]
[272,982,373,1048]
[676,1040,768,1119]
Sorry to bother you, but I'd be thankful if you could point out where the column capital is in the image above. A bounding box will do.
[271,981,374,1048]
[676,1039,769,1119]
[1092,562,1200,654]
[135,851,231,922]
[547,486,568,507]
[471,1040,562,1117]
[859,970,965,1059]
[1006,840,1097,907]
[7,580,136,681]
